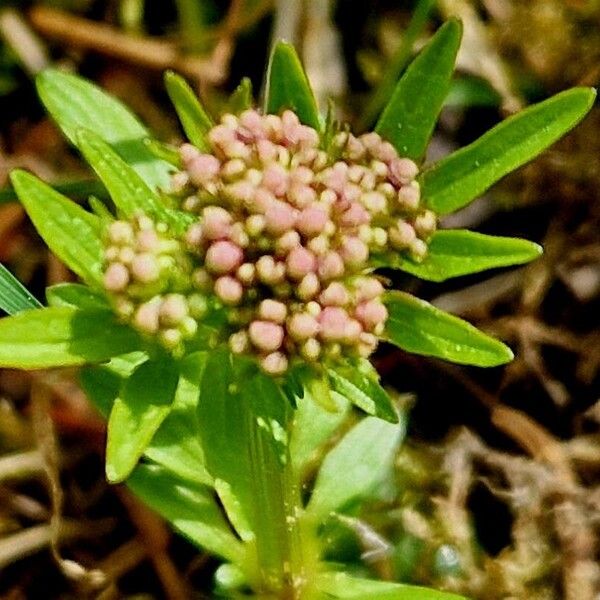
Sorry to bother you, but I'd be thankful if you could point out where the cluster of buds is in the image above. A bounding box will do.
[102,214,203,351]
[162,109,437,373]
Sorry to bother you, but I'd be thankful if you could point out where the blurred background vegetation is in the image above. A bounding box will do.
[0,1,598,599]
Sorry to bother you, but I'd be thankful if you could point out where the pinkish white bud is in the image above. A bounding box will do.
[256,139,279,163]
[159,294,188,326]
[318,251,345,281]
[227,181,255,205]
[307,235,329,256]
[119,247,135,265]
[160,328,182,349]
[229,330,249,354]
[414,210,437,238]
[205,240,244,274]
[258,299,287,324]
[389,158,419,185]
[286,246,317,280]
[260,352,288,375]
[354,277,384,302]
[180,143,201,164]
[134,300,160,334]
[319,307,350,341]
[301,338,321,360]
[275,230,301,256]
[192,268,212,290]
[340,237,369,268]
[262,164,289,197]
[185,223,204,247]
[249,320,284,352]
[137,229,159,252]
[236,262,256,285]
[245,214,266,237]
[256,256,285,285]
[340,202,370,227]
[221,158,246,181]
[388,221,416,249]
[371,141,397,163]
[360,132,382,151]
[230,222,250,248]
[188,154,221,185]
[358,332,378,357]
[409,238,428,261]
[362,191,387,214]
[296,204,329,237]
[131,253,160,283]
[264,201,297,235]
[214,276,243,305]
[319,282,349,306]
[297,273,320,300]
[104,263,130,291]
[355,300,388,331]
[108,221,134,245]
[344,319,363,343]
[397,183,421,210]
[288,184,317,209]
[288,313,319,340]
[202,206,233,241]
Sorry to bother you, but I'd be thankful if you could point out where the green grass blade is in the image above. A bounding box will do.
[164,71,213,150]
[375,19,462,160]
[385,291,513,366]
[360,0,436,130]
[36,69,172,190]
[228,77,253,114]
[265,41,321,130]
[421,87,596,215]
[10,170,104,286]
[0,264,41,314]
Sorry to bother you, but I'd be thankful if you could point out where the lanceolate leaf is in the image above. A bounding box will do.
[0,307,142,368]
[128,463,245,563]
[384,291,513,366]
[164,71,213,150]
[10,170,104,286]
[0,264,41,315]
[377,230,542,281]
[106,357,179,483]
[376,19,462,160]
[421,87,596,215]
[317,572,467,599]
[36,69,171,189]
[307,413,406,521]
[46,283,109,310]
[228,77,253,114]
[265,41,321,131]
[76,129,190,231]
[327,359,398,423]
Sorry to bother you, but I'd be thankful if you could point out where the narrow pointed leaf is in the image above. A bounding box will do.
[0,264,41,315]
[106,357,179,482]
[228,77,253,114]
[376,19,462,160]
[385,291,513,366]
[307,413,405,521]
[76,129,189,230]
[327,359,397,423]
[265,41,321,130]
[361,0,436,129]
[164,71,213,150]
[376,230,542,281]
[317,572,467,599]
[0,179,107,206]
[0,307,141,368]
[36,69,171,189]
[10,170,104,286]
[46,283,109,310]
[421,87,596,214]
[128,463,244,563]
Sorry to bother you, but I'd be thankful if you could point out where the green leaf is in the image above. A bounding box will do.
[76,129,186,230]
[265,41,321,130]
[144,352,212,486]
[46,283,109,310]
[10,170,104,286]
[0,307,141,368]
[317,572,467,599]
[164,71,213,150]
[384,291,513,366]
[0,264,41,315]
[376,19,462,160]
[377,229,542,281]
[445,76,501,109]
[421,87,596,214]
[228,77,253,114]
[0,179,108,206]
[197,349,291,560]
[360,0,436,130]
[327,359,398,423]
[36,69,172,190]
[128,463,245,563]
[307,413,406,521]
[106,356,179,482]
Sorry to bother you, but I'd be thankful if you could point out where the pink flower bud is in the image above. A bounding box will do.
[245,214,266,237]
[371,141,397,163]
[230,222,250,248]
[358,332,378,357]
[344,319,363,343]
[240,109,264,133]
[104,263,130,291]
[262,164,289,197]
[360,132,382,152]
[281,110,301,141]
[288,184,317,208]
[318,251,345,280]
[322,162,348,193]
[290,166,314,185]
[362,191,387,214]
[297,125,319,148]
[236,262,255,285]
[180,143,201,164]
[265,114,283,141]
[286,246,317,280]
[355,300,388,331]
[300,338,321,360]
[159,294,188,326]
[253,187,277,213]
[339,202,370,227]
[340,236,369,268]
[354,277,384,302]
[131,253,160,283]
[275,230,301,256]
[307,235,329,256]
[221,158,247,181]
[108,221,134,245]
[249,320,284,352]
[199,206,231,241]
[214,276,243,305]
[256,256,285,285]
[388,221,416,249]
[260,352,288,375]
[318,307,350,341]
[137,229,159,252]
[229,330,249,354]
[296,204,329,237]
[170,171,190,193]
[256,139,279,163]
[208,124,236,148]
[288,313,319,340]
[346,135,366,161]
[264,201,297,235]
[205,240,244,274]
[188,154,221,185]
[227,181,255,205]
[258,299,287,324]
[389,158,419,186]
[297,273,320,300]
[397,183,421,210]
[409,238,428,261]
[414,210,436,238]
[134,300,160,334]
[319,281,350,307]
